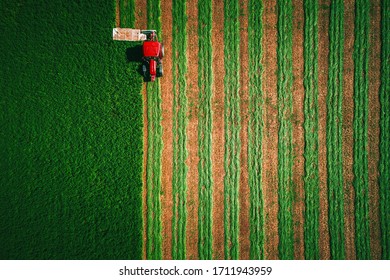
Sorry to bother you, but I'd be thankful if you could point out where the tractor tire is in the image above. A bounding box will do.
[157,64,163,77]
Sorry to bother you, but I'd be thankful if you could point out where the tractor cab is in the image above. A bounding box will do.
[141,31,164,82]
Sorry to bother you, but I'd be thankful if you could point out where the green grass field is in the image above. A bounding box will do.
[0,0,143,259]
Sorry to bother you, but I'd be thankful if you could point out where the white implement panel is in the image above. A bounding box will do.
[112,28,147,41]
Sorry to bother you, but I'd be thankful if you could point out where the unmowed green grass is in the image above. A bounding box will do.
[0,0,143,259]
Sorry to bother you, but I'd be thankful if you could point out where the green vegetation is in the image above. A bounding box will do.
[277,0,294,260]
[120,0,136,27]
[327,0,345,260]
[379,0,390,260]
[353,0,371,260]
[224,0,241,260]
[146,0,163,260]
[171,0,189,260]
[248,0,265,260]
[303,0,320,260]
[197,0,214,260]
[0,0,143,259]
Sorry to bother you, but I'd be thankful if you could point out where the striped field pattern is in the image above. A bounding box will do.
[139,0,389,260]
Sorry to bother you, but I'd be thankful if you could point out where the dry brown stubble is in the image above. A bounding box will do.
[343,0,356,260]
[262,0,279,260]
[368,0,382,260]
[212,0,225,260]
[186,0,200,260]
[160,0,174,260]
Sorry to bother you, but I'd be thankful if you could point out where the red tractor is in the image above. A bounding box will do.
[141,31,164,82]
[112,28,164,82]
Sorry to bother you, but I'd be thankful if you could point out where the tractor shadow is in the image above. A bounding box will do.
[125,45,148,81]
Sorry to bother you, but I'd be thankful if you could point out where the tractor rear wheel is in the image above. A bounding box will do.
[157,63,163,77]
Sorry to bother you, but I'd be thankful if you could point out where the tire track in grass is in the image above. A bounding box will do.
[327,0,345,260]
[224,0,241,260]
[247,0,265,260]
[353,0,371,260]
[146,0,163,260]
[198,0,213,260]
[379,0,390,260]
[303,0,320,260]
[171,0,188,260]
[277,0,294,260]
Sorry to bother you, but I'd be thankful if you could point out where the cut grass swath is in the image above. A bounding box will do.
[277,0,294,260]
[197,0,213,260]
[171,0,188,260]
[224,0,241,260]
[146,0,163,260]
[327,0,345,260]
[353,0,371,260]
[379,0,390,260]
[248,0,265,260]
[303,0,320,260]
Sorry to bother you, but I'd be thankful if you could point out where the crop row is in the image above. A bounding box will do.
[247,0,265,260]
[197,0,214,260]
[120,0,135,27]
[171,0,189,260]
[353,0,371,260]
[223,0,241,260]
[379,0,390,260]
[277,0,294,260]
[327,0,345,260]
[303,0,320,260]
[146,0,163,260]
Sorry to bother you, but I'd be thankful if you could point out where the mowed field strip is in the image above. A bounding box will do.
[135,0,388,260]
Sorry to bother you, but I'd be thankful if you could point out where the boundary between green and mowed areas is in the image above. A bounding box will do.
[146,0,163,260]
[197,0,214,260]
[0,0,143,259]
[171,0,189,260]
